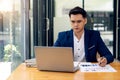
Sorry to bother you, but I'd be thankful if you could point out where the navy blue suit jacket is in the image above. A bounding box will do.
[54,29,114,64]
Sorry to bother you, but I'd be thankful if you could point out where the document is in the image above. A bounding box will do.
[25,58,37,67]
[79,62,117,72]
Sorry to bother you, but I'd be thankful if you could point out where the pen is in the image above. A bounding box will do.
[99,56,105,65]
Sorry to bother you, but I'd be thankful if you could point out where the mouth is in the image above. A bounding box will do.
[74,28,79,30]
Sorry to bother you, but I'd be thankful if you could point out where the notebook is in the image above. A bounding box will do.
[34,46,79,72]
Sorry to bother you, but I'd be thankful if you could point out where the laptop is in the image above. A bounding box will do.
[34,46,79,72]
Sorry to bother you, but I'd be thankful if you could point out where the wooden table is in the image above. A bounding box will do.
[7,62,120,80]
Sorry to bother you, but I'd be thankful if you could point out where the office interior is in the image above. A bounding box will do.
[0,0,120,79]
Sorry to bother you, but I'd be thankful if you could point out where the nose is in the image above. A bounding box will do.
[74,22,78,27]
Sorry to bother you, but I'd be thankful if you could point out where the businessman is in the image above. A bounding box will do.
[54,6,114,67]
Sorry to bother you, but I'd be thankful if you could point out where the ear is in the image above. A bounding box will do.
[85,18,87,24]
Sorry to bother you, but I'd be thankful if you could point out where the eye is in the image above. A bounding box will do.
[71,21,75,23]
[77,20,82,23]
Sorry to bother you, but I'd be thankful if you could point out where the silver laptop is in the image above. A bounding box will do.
[34,46,79,72]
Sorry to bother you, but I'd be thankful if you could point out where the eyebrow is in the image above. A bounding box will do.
[71,20,82,22]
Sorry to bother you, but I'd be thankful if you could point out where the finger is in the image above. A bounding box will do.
[99,62,106,67]
[99,57,107,67]
[97,57,104,63]
[100,58,106,63]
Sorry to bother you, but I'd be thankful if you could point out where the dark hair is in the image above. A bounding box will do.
[69,6,87,18]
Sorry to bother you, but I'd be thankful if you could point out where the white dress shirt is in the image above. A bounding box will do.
[73,32,86,62]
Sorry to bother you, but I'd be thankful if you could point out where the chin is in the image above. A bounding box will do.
[74,29,80,32]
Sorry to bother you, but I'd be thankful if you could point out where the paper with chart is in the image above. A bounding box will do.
[79,62,117,72]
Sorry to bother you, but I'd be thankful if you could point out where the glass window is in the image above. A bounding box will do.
[0,0,24,79]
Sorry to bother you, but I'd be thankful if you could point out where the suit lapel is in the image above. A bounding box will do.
[84,29,89,61]
[68,30,74,56]
[68,30,73,48]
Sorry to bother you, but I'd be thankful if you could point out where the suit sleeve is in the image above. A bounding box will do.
[54,32,63,46]
[96,31,114,64]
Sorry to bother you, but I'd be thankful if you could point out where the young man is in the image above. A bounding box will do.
[54,6,114,67]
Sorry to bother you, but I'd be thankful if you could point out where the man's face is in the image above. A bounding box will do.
[70,14,87,33]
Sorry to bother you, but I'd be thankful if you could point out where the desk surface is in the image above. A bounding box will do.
[7,62,120,80]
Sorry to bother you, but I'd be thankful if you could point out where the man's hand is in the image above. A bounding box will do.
[97,57,107,67]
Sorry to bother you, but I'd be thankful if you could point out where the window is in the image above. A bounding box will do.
[0,0,25,79]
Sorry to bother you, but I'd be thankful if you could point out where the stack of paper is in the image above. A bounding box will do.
[79,62,117,72]
[25,58,37,67]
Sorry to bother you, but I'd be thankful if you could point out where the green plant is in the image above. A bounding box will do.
[3,44,21,61]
